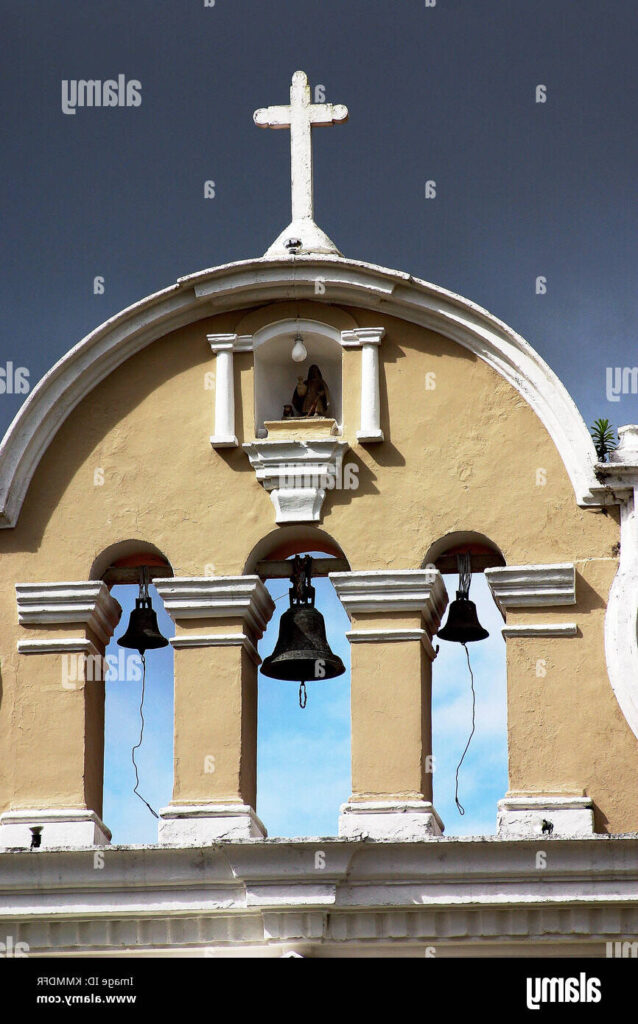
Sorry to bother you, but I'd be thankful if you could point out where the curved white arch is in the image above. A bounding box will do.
[0,254,605,528]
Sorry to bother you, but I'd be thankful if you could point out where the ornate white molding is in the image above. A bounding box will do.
[0,809,111,850]
[330,569,448,635]
[158,804,267,843]
[341,327,385,442]
[15,581,122,647]
[485,563,576,613]
[497,796,594,838]
[0,255,609,529]
[242,438,348,523]
[169,632,260,664]
[155,576,274,638]
[339,800,444,840]
[501,624,578,639]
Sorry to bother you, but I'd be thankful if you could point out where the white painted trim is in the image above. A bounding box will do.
[497,796,594,838]
[15,581,122,646]
[501,624,578,638]
[0,809,111,849]
[169,632,261,664]
[208,335,239,448]
[243,438,347,524]
[338,801,444,839]
[155,577,274,637]
[330,569,448,634]
[346,627,436,659]
[485,563,576,613]
[0,255,607,529]
[158,804,267,843]
[18,638,101,656]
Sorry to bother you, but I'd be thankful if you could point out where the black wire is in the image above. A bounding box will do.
[454,643,476,816]
[131,653,159,819]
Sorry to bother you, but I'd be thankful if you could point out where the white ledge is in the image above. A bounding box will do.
[330,569,448,634]
[155,577,274,637]
[15,581,122,646]
[485,563,576,613]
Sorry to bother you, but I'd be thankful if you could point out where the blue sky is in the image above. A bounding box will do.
[104,574,506,843]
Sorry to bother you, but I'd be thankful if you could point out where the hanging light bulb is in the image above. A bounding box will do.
[291,333,308,362]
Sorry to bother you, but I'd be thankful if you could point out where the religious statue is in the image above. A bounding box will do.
[290,364,331,417]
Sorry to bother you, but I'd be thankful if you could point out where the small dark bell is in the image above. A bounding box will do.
[437,593,489,644]
[261,604,345,682]
[117,597,169,655]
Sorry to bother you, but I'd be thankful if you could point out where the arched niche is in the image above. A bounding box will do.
[425,531,507,836]
[245,526,352,837]
[92,540,175,844]
[252,319,343,437]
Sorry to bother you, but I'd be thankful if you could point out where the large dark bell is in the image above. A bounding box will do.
[117,597,169,655]
[261,605,345,682]
[437,593,489,644]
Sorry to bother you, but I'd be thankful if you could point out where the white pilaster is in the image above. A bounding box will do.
[341,328,385,442]
[208,334,253,447]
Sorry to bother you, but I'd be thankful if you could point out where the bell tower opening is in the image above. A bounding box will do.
[424,534,508,836]
[247,529,351,837]
[92,543,175,845]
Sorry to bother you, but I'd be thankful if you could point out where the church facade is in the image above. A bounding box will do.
[0,72,637,957]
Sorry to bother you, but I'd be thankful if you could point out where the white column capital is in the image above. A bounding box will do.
[15,581,122,647]
[155,576,274,638]
[340,327,385,348]
[207,333,254,354]
[329,569,448,635]
[485,563,576,614]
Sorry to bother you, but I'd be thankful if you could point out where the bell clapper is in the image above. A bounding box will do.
[299,681,307,709]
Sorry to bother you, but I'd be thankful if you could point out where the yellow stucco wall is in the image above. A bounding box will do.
[0,298,633,831]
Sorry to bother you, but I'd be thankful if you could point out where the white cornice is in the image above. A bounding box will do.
[15,581,122,646]
[0,255,607,528]
[1,838,638,954]
[330,569,448,634]
[155,576,274,637]
[485,563,576,614]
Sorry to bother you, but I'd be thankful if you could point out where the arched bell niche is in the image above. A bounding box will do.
[245,527,351,837]
[423,533,507,837]
[91,541,175,844]
[252,319,343,437]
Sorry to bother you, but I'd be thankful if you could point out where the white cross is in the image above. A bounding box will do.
[254,71,348,224]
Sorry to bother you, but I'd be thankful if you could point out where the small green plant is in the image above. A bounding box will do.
[590,418,617,462]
